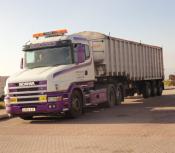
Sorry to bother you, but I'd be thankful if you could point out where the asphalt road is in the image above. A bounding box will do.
[0,89,175,153]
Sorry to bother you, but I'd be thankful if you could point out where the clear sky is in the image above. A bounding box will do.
[0,0,174,78]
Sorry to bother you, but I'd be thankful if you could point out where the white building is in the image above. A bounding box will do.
[0,76,8,97]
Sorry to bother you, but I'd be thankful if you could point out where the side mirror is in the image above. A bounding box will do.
[20,58,24,69]
[77,45,85,64]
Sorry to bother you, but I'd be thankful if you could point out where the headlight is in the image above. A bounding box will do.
[48,96,62,102]
[4,96,17,104]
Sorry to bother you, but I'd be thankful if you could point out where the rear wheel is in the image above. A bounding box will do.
[143,82,151,98]
[115,84,123,105]
[105,84,116,107]
[151,82,158,97]
[157,82,163,96]
[66,90,83,118]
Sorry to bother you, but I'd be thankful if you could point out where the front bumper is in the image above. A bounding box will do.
[6,100,70,116]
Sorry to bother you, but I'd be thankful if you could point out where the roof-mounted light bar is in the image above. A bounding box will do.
[33,29,68,38]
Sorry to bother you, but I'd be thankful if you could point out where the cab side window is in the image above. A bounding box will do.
[73,44,90,63]
[73,44,85,63]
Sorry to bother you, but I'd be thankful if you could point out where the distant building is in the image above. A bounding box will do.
[0,76,8,97]
[169,74,175,81]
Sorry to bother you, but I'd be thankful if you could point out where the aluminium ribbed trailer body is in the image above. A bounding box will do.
[78,31,164,98]
[78,31,164,80]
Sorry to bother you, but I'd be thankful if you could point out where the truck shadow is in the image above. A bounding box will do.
[30,94,175,124]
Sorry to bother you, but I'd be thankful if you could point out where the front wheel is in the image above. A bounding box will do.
[66,90,83,118]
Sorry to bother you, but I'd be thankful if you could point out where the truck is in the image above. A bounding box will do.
[4,29,164,120]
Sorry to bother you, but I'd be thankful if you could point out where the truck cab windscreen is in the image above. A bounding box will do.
[24,46,73,69]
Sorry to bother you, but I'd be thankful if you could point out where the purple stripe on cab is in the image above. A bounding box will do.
[53,58,92,78]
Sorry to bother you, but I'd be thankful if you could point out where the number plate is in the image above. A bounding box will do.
[22,107,36,112]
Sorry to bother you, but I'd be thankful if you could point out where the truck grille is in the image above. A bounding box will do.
[8,80,47,104]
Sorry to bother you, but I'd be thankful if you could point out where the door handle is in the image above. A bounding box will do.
[85,70,88,75]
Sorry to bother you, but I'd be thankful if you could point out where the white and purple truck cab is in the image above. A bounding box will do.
[4,29,109,120]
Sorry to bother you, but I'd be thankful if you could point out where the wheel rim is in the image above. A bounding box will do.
[154,87,157,95]
[72,97,80,112]
[110,88,116,105]
[148,86,151,96]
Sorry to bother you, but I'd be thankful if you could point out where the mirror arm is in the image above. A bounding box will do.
[20,58,24,69]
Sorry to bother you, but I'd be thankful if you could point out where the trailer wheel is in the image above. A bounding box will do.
[116,84,123,105]
[106,84,116,107]
[157,82,163,96]
[143,82,151,98]
[20,116,33,120]
[151,82,158,97]
[66,90,83,118]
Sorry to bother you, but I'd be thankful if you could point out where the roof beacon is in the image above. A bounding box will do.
[33,29,68,38]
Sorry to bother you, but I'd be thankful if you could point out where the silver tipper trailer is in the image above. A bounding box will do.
[78,31,164,98]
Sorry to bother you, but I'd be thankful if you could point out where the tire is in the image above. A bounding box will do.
[66,90,83,118]
[115,84,123,105]
[105,84,116,107]
[151,82,158,97]
[143,82,151,98]
[20,116,33,120]
[157,82,163,96]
